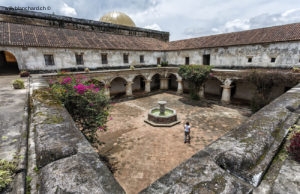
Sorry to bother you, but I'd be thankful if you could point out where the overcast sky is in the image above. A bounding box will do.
[1,0,300,41]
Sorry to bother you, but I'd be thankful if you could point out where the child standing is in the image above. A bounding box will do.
[184,122,190,143]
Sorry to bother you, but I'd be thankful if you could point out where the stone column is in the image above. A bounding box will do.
[221,85,233,104]
[126,81,133,96]
[198,84,205,98]
[160,78,168,90]
[177,80,183,94]
[221,78,233,104]
[104,84,110,98]
[145,80,151,93]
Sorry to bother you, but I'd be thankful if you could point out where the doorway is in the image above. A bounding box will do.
[0,51,19,75]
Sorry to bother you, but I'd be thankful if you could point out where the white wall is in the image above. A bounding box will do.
[166,42,300,68]
[1,41,300,71]
[0,47,165,71]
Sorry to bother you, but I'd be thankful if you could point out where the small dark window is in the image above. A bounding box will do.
[203,54,210,65]
[123,54,129,63]
[271,57,276,63]
[44,54,55,66]
[101,53,108,64]
[157,57,161,64]
[248,57,252,63]
[140,55,144,63]
[185,57,190,65]
[75,53,84,65]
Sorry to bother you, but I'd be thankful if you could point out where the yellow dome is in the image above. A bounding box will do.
[100,11,136,27]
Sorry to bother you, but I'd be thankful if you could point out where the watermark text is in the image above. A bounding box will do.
[5,6,51,11]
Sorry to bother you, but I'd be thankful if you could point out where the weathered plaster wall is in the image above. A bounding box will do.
[1,41,300,71]
[0,46,164,71]
[167,42,300,68]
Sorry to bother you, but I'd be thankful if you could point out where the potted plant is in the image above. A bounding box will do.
[130,65,135,70]
[19,70,30,77]
[12,79,25,89]
[84,68,90,73]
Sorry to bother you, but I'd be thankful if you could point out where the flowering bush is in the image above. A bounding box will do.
[50,75,109,143]
[287,125,300,162]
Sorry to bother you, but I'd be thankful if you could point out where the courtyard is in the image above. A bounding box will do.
[96,92,251,194]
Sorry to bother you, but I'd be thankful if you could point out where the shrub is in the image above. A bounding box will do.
[178,65,212,99]
[287,125,300,162]
[50,75,110,143]
[12,79,25,89]
[0,160,16,192]
[160,61,168,67]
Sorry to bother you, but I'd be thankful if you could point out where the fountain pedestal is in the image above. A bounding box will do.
[145,101,180,127]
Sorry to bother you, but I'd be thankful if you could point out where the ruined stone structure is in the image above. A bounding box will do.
[1,6,300,194]
[0,6,300,73]
[0,6,299,104]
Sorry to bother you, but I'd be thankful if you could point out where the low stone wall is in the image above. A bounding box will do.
[141,83,300,193]
[29,87,125,193]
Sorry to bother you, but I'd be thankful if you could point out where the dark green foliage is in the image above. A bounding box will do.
[178,65,212,99]
[160,61,168,67]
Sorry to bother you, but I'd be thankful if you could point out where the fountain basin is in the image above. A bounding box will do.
[145,107,180,127]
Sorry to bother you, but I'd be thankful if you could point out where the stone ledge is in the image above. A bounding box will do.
[140,151,253,193]
[271,158,300,193]
[205,83,300,186]
[30,88,125,193]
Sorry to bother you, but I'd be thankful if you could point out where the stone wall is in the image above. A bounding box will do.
[28,87,125,193]
[141,83,300,193]
[0,46,165,71]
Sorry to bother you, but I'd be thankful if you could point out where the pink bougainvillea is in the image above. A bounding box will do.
[73,83,99,94]
[61,77,72,85]
[74,84,88,94]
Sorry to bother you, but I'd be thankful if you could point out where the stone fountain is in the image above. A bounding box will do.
[145,101,180,127]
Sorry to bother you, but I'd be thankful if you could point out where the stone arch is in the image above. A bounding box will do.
[150,73,161,91]
[204,77,223,100]
[167,74,178,91]
[231,79,256,105]
[109,77,127,99]
[132,74,146,95]
[0,50,20,75]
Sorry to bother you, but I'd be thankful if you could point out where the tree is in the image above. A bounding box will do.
[178,65,212,99]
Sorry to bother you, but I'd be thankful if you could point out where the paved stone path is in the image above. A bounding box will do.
[0,75,29,193]
[97,93,251,194]
[0,75,28,162]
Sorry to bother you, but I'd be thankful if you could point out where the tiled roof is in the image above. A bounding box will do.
[167,23,300,50]
[0,22,168,51]
[1,21,300,51]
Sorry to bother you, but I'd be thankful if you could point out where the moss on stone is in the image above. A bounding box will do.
[0,159,16,192]
[43,114,64,124]
[32,89,62,107]
[193,174,226,193]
